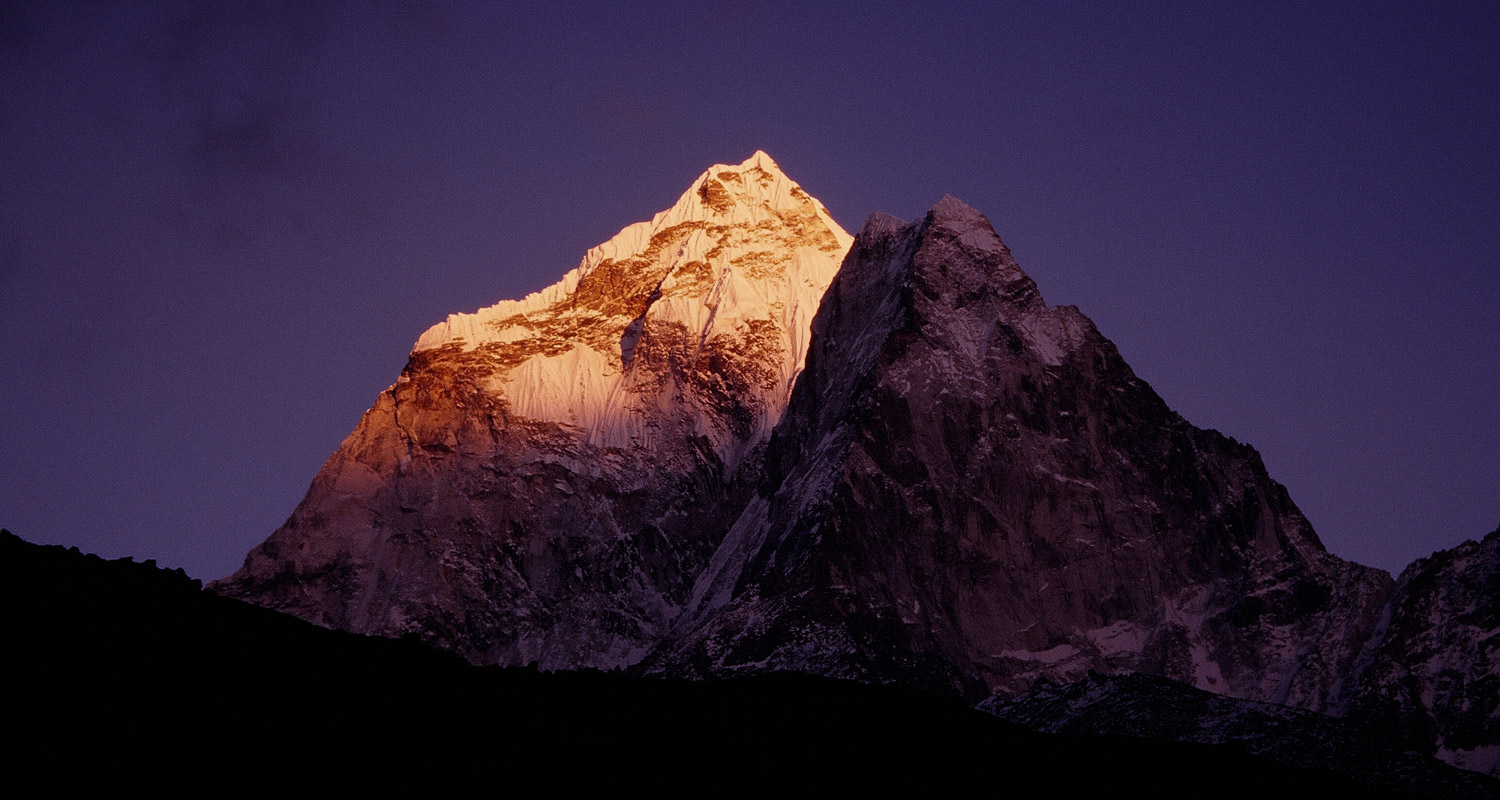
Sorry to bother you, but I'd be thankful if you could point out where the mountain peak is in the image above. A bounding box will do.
[413,155,852,354]
[919,194,1022,273]
[856,210,908,239]
[740,149,781,173]
[927,194,993,231]
[930,193,979,216]
[678,150,809,219]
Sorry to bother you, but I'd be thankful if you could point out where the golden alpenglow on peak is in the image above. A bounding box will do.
[409,153,851,453]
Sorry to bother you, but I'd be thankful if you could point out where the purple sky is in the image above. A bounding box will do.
[2,1,1496,580]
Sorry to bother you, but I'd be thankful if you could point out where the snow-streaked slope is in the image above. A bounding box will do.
[412,151,851,460]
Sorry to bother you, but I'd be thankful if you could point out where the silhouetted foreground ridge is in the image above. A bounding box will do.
[4,530,1476,797]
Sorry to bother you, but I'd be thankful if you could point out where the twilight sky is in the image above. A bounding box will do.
[2,1,1496,580]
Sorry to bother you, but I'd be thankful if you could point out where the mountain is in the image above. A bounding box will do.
[1339,526,1500,776]
[8,529,1420,797]
[644,196,1392,710]
[215,152,852,668]
[216,154,1496,779]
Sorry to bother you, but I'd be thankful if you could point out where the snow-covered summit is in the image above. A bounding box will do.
[414,152,848,353]
[407,152,853,459]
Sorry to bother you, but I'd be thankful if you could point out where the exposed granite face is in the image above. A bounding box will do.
[646,197,1394,710]
[1339,527,1500,776]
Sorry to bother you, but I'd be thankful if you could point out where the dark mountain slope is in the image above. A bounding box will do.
[982,672,1497,798]
[1340,526,1500,776]
[647,198,1392,712]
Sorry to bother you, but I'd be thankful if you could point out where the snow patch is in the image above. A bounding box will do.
[998,644,1080,664]
[1085,621,1147,658]
[1436,744,1500,776]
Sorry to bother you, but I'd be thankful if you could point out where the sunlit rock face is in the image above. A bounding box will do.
[645,197,1394,708]
[214,152,852,668]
